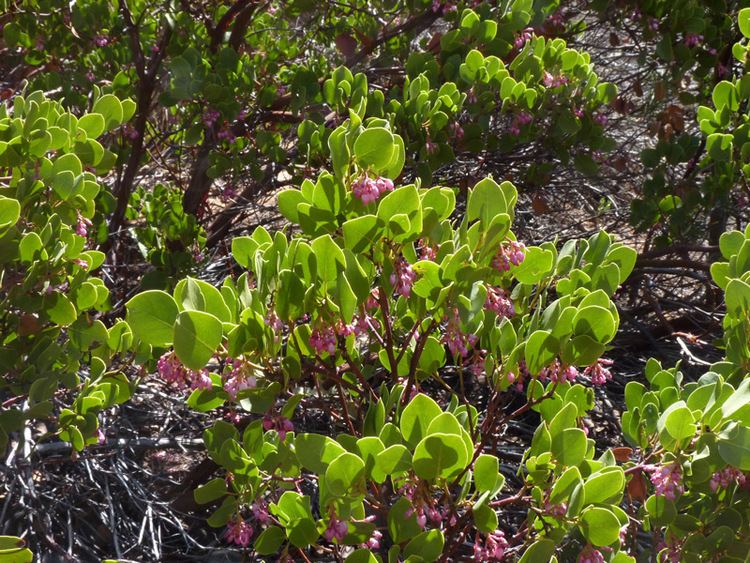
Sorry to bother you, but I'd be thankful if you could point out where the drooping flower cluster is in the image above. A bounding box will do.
[251,499,271,525]
[157,351,212,390]
[485,286,515,319]
[683,33,703,48]
[390,257,417,298]
[224,516,253,547]
[419,239,437,261]
[583,358,613,385]
[539,358,578,384]
[202,108,221,128]
[542,71,569,88]
[492,240,526,272]
[577,545,605,563]
[449,121,464,141]
[442,307,478,358]
[362,529,383,550]
[352,175,394,205]
[93,34,110,47]
[223,357,258,399]
[262,414,294,441]
[509,111,533,136]
[593,113,608,127]
[473,530,509,561]
[656,536,684,563]
[75,212,92,238]
[645,463,684,501]
[431,0,457,14]
[710,466,746,492]
[323,514,348,542]
[543,499,567,519]
[217,126,236,143]
[514,27,534,49]
[310,324,337,355]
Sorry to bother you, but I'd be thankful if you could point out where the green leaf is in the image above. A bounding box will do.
[346,549,379,563]
[513,247,554,284]
[354,127,395,171]
[474,454,501,494]
[740,8,750,39]
[525,330,557,375]
[518,539,556,563]
[718,423,750,470]
[46,292,77,326]
[78,113,105,138]
[400,393,443,447]
[173,310,223,370]
[311,234,346,283]
[579,506,621,546]
[93,94,124,130]
[194,477,227,504]
[404,530,445,562]
[573,306,616,344]
[583,468,624,504]
[0,197,20,232]
[125,290,179,347]
[713,81,740,112]
[295,433,347,474]
[645,494,676,526]
[343,215,381,253]
[658,401,696,441]
[254,526,287,555]
[325,452,366,496]
[467,177,508,226]
[551,428,587,467]
[375,444,412,475]
[413,433,469,480]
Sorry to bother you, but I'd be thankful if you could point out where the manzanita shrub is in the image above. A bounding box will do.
[617,227,750,562]
[121,116,638,561]
[0,90,134,452]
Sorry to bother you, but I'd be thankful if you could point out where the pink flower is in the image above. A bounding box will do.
[492,240,526,272]
[710,466,746,492]
[583,358,613,386]
[577,545,605,563]
[474,530,509,561]
[646,463,684,501]
[202,108,221,128]
[684,33,703,48]
[442,307,478,358]
[76,212,92,237]
[251,500,271,525]
[93,34,109,47]
[593,113,608,126]
[449,121,464,140]
[352,175,394,205]
[225,517,253,547]
[485,286,515,318]
[85,70,96,82]
[425,139,438,155]
[323,515,348,542]
[310,324,337,355]
[543,500,567,518]
[514,28,534,49]
[263,414,294,441]
[542,71,569,88]
[364,529,382,550]
[390,258,417,298]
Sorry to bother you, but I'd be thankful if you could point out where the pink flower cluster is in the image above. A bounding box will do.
[310,324,337,355]
[542,71,569,88]
[539,358,578,384]
[323,515,348,542]
[442,307,477,358]
[583,358,613,386]
[543,499,567,519]
[419,239,437,261]
[645,463,684,501]
[577,545,605,563]
[251,499,271,525]
[223,357,257,399]
[684,33,703,48]
[390,258,417,298]
[157,351,212,390]
[514,28,534,49]
[93,34,110,47]
[485,286,515,319]
[492,240,526,272]
[75,212,92,238]
[431,0,457,14]
[449,121,464,141]
[203,108,221,128]
[224,517,253,547]
[473,530,509,561]
[656,536,683,563]
[217,127,236,143]
[509,112,533,136]
[262,414,294,441]
[352,175,394,205]
[710,466,746,492]
[362,529,383,550]
[593,113,608,126]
